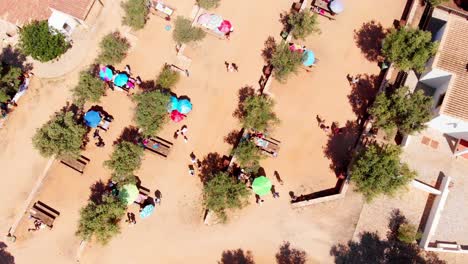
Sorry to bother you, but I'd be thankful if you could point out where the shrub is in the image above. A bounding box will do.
[19,20,69,62]
[0,63,22,103]
[240,95,279,132]
[72,70,106,106]
[32,111,86,158]
[96,32,131,65]
[382,27,438,72]
[427,0,449,6]
[288,10,320,40]
[197,0,220,9]
[122,0,149,30]
[156,65,180,89]
[369,86,432,135]
[271,42,303,82]
[104,141,144,181]
[397,223,422,244]
[203,172,250,222]
[173,17,206,44]
[350,143,416,202]
[76,194,126,244]
[134,90,170,136]
[232,140,263,173]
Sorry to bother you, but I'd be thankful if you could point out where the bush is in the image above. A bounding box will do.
[76,194,126,244]
[397,223,422,244]
[351,143,416,202]
[288,10,320,40]
[156,65,180,89]
[382,27,438,72]
[232,140,263,173]
[0,63,22,103]
[240,95,279,132]
[72,70,106,106]
[427,0,449,6]
[19,20,69,62]
[203,172,250,222]
[369,86,432,135]
[96,32,131,65]
[134,90,170,136]
[271,42,303,82]
[122,0,149,30]
[104,141,144,181]
[32,111,86,158]
[197,0,220,9]
[173,17,206,44]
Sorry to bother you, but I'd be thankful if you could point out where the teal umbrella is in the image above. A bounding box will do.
[252,176,272,196]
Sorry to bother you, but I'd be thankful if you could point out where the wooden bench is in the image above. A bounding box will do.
[29,201,60,229]
[60,155,90,174]
[98,116,113,131]
[134,185,151,205]
[144,137,173,158]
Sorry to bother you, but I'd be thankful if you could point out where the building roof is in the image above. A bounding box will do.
[436,14,468,121]
[49,0,96,21]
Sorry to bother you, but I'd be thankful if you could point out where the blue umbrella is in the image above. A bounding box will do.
[84,111,101,128]
[167,96,179,112]
[99,67,113,81]
[114,73,129,87]
[177,99,192,114]
[330,0,344,14]
[140,204,155,218]
[302,50,316,67]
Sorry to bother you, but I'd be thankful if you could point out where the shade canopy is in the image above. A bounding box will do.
[206,14,223,30]
[218,20,232,33]
[119,184,139,205]
[84,110,101,128]
[170,110,185,122]
[197,13,211,25]
[167,96,179,112]
[252,176,272,196]
[330,0,344,14]
[177,99,192,114]
[114,73,129,87]
[99,67,113,81]
[140,204,155,218]
[302,50,316,67]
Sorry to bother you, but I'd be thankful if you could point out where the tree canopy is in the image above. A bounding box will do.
[203,172,250,222]
[232,140,263,173]
[96,32,131,65]
[271,42,303,82]
[369,86,433,135]
[427,0,449,6]
[0,63,22,103]
[72,70,106,106]
[122,0,149,30]
[197,0,220,9]
[134,89,170,137]
[19,20,69,62]
[104,141,144,181]
[288,10,320,40]
[240,95,279,132]
[76,194,126,244]
[156,65,180,89]
[350,143,416,202]
[173,17,206,44]
[32,111,86,158]
[397,223,422,244]
[382,27,438,72]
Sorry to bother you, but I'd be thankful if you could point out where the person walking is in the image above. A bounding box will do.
[181,125,188,143]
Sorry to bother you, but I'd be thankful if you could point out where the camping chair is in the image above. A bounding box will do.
[29,201,60,229]
[254,136,281,157]
[144,137,173,158]
[98,116,113,131]
[60,155,90,174]
[134,185,151,206]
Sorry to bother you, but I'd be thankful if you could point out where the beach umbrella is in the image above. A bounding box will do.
[252,176,272,196]
[84,110,101,128]
[330,0,344,14]
[99,67,113,81]
[218,20,232,33]
[197,13,211,26]
[206,14,223,30]
[177,99,192,114]
[170,110,185,122]
[302,50,316,67]
[167,96,179,112]
[113,73,129,87]
[140,204,155,219]
[119,184,139,205]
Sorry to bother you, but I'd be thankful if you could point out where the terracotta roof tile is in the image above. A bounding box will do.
[0,0,51,25]
[49,0,96,20]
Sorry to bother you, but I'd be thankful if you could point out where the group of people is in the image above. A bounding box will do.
[93,129,105,147]
[99,64,142,95]
[174,125,189,143]
[28,218,46,232]
[316,115,343,135]
[224,61,239,72]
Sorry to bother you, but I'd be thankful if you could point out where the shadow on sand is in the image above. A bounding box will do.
[218,249,255,264]
[353,21,387,63]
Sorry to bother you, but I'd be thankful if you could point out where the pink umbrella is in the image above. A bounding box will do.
[218,20,232,33]
[170,110,185,123]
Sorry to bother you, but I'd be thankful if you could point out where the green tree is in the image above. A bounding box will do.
[369,86,433,135]
[427,0,449,6]
[173,17,206,44]
[122,0,149,30]
[96,32,131,65]
[240,95,279,132]
[203,172,250,222]
[288,10,320,40]
[382,27,438,72]
[76,194,126,244]
[134,90,170,136]
[197,0,220,9]
[156,65,180,89]
[232,140,263,173]
[19,20,69,62]
[0,63,22,103]
[104,141,144,181]
[72,70,106,106]
[271,42,303,82]
[350,143,416,202]
[32,111,86,158]
[397,223,422,244]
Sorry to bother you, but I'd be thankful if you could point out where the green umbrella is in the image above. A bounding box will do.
[252,176,272,196]
[119,184,139,205]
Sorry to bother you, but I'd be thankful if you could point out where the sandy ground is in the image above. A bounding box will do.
[1,0,408,263]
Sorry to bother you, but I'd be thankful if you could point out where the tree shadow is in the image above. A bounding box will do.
[387,209,407,241]
[261,36,277,63]
[323,120,360,176]
[0,242,15,264]
[224,129,242,146]
[139,80,156,92]
[276,241,307,264]
[353,21,387,62]
[199,152,228,184]
[233,86,256,119]
[347,74,381,119]
[113,125,140,145]
[0,45,33,71]
[218,249,255,264]
[89,180,106,204]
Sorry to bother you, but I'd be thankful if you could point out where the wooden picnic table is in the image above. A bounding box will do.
[144,137,172,158]
[253,136,280,156]
[313,0,331,11]
[29,202,59,228]
[60,155,89,173]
